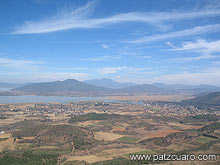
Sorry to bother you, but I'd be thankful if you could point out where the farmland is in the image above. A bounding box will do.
[0,95,219,164]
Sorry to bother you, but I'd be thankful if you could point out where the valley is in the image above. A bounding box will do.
[0,93,219,164]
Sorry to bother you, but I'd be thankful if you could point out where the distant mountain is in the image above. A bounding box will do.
[84,78,136,89]
[153,83,220,94]
[182,92,220,106]
[121,84,173,94]
[12,79,115,96]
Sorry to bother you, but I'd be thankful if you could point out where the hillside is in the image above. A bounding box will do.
[84,78,136,89]
[182,92,220,106]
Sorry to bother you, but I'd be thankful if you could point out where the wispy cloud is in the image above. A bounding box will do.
[12,1,220,34]
[0,58,43,68]
[166,39,220,61]
[101,44,109,49]
[121,52,151,59]
[127,24,220,43]
[168,39,220,53]
[98,66,145,74]
[85,55,121,62]
[182,54,218,61]
[98,66,127,74]
[213,61,220,65]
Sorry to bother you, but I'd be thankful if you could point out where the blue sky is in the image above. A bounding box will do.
[0,0,220,85]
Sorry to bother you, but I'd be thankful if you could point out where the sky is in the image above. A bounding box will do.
[0,0,220,85]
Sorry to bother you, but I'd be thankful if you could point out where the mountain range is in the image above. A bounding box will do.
[9,78,220,96]
[12,79,116,96]
[84,78,136,89]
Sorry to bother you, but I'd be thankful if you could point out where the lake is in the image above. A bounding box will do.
[0,96,107,104]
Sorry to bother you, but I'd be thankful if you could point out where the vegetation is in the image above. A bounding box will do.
[0,150,59,165]
[118,136,139,143]
[185,114,220,122]
[140,137,171,147]
[69,112,120,123]
[198,123,220,134]
[194,135,217,144]
[92,158,140,165]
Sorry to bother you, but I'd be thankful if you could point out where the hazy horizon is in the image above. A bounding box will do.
[1,78,220,88]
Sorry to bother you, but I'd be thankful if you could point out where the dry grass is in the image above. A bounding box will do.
[111,126,126,132]
[169,122,203,130]
[0,138,16,152]
[66,154,112,164]
[0,133,11,139]
[94,132,124,141]
[104,147,145,157]
[109,95,193,102]
[0,134,32,152]
[144,129,183,139]
[77,120,101,127]
[66,147,146,164]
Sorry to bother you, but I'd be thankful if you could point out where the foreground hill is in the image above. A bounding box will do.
[182,92,220,106]
[12,79,115,96]
[84,78,136,89]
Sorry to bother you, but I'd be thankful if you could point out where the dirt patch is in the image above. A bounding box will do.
[77,120,101,127]
[66,154,112,164]
[146,129,183,139]
[94,132,124,141]
[169,123,203,130]
[109,95,193,102]
[112,126,126,132]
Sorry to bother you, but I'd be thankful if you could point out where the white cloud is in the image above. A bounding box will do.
[101,44,109,49]
[98,66,145,74]
[121,52,151,59]
[137,56,152,59]
[85,55,121,61]
[174,54,218,61]
[12,1,220,34]
[0,58,43,70]
[213,61,220,65]
[98,66,127,74]
[168,39,220,53]
[128,24,220,43]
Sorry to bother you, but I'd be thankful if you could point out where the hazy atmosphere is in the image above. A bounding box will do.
[1,0,220,85]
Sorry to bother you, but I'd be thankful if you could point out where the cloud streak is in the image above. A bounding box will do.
[168,39,220,53]
[12,1,220,34]
[128,24,220,43]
